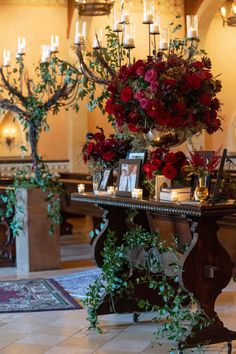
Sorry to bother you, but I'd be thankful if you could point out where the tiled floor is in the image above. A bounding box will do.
[0,216,235,353]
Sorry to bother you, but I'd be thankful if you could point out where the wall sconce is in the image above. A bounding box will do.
[3,127,16,149]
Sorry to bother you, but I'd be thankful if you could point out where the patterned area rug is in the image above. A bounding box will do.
[0,278,81,313]
[55,268,102,300]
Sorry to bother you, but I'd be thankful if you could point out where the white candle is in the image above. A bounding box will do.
[170,192,178,202]
[41,45,50,63]
[3,49,10,66]
[159,40,168,50]
[74,21,86,45]
[187,28,197,39]
[77,184,85,193]
[186,15,198,39]
[17,37,26,55]
[131,188,143,199]
[93,37,100,49]
[143,12,153,23]
[50,34,59,52]
[113,21,123,32]
[107,186,115,195]
[150,23,159,34]
[120,12,130,24]
[124,37,135,48]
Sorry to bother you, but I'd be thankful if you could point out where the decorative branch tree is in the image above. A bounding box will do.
[0,53,84,235]
[0,55,79,178]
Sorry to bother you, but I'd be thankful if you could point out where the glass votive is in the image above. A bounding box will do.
[77,183,85,193]
[170,191,178,202]
[107,186,115,195]
[131,188,143,199]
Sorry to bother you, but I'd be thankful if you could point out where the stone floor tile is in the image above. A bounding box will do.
[16,333,65,346]
[0,343,49,354]
[98,339,150,352]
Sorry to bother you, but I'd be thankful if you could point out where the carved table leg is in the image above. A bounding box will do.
[180,215,236,347]
[0,217,15,266]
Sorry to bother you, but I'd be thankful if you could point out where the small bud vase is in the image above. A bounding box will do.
[195,176,209,203]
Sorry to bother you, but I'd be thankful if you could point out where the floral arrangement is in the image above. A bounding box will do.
[105,54,222,137]
[185,148,221,177]
[82,127,131,171]
[143,148,188,181]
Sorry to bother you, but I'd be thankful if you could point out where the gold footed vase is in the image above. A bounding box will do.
[195,176,209,203]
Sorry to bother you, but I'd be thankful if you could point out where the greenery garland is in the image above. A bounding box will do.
[84,228,211,349]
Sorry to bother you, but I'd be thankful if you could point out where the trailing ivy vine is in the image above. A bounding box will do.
[84,228,211,349]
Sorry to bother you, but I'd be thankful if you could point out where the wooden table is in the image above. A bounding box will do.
[71,192,236,349]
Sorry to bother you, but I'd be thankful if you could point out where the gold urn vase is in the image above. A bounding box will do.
[195,176,209,203]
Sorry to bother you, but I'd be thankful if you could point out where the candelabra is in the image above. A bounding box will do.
[73,0,200,87]
[0,37,80,177]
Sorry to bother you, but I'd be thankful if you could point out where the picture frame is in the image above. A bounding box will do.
[98,168,113,191]
[127,151,146,163]
[116,159,141,197]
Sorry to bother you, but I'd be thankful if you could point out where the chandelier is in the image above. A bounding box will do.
[75,0,115,17]
[220,1,236,27]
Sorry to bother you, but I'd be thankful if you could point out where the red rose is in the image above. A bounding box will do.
[164,152,177,164]
[127,123,139,133]
[174,102,187,115]
[200,92,212,106]
[162,164,178,180]
[186,73,202,89]
[143,163,155,179]
[120,86,133,102]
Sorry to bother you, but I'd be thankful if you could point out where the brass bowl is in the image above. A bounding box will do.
[145,127,191,148]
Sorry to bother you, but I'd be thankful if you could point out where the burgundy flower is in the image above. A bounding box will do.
[186,73,202,89]
[162,164,178,180]
[128,123,139,133]
[200,92,212,106]
[102,151,116,161]
[104,53,222,134]
[120,86,133,102]
[145,69,157,83]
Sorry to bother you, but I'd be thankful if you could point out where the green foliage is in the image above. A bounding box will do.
[0,164,63,236]
[84,228,211,347]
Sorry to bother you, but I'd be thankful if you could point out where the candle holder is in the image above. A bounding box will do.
[77,184,85,193]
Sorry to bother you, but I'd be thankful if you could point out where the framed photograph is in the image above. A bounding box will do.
[116,159,141,197]
[127,151,146,163]
[98,169,113,191]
